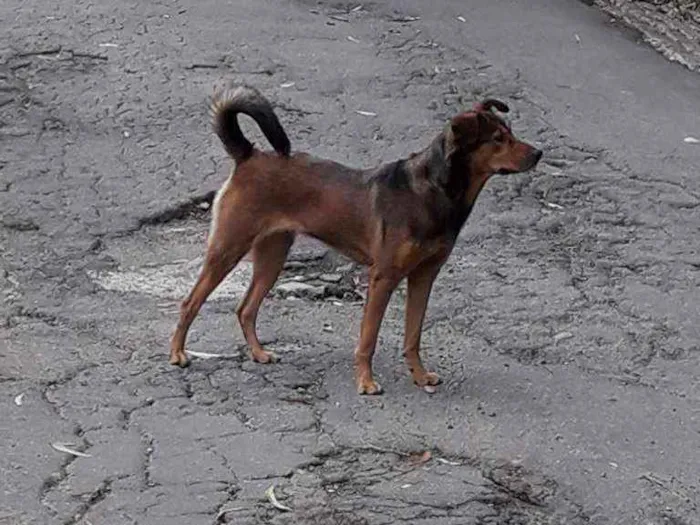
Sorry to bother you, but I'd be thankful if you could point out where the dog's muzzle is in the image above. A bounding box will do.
[522,149,543,171]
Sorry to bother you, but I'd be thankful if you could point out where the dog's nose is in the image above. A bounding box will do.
[532,149,543,164]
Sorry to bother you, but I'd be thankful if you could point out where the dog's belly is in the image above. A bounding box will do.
[311,234,371,266]
[287,182,374,265]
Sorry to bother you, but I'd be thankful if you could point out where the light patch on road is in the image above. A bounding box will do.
[88,259,252,301]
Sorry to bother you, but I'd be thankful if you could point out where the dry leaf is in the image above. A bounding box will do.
[456,16,466,22]
[187,350,228,359]
[355,110,377,116]
[265,485,292,512]
[347,36,360,43]
[51,442,91,458]
[684,136,699,144]
[14,393,24,406]
[280,81,296,88]
[436,457,461,466]
[216,506,245,521]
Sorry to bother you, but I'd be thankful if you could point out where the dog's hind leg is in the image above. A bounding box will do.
[169,247,250,367]
[169,203,258,367]
[236,231,295,363]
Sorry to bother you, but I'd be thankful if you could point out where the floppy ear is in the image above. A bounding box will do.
[428,113,489,186]
[450,112,486,146]
[474,98,509,113]
[427,130,451,186]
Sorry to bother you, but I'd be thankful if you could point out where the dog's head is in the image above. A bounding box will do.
[437,99,542,183]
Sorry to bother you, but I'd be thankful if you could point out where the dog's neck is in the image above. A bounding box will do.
[387,136,491,241]
[463,164,493,210]
[411,134,493,208]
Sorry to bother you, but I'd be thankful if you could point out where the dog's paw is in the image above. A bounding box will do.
[252,349,279,364]
[414,371,440,385]
[357,378,383,396]
[413,371,441,393]
[169,351,190,368]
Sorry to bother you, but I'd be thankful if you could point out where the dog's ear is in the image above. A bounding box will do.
[474,98,509,114]
[450,112,488,147]
[428,113,490,186]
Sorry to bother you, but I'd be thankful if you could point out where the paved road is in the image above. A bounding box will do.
[2,0,700,524]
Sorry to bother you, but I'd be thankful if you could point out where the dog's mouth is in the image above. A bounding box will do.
[498,149,543,175]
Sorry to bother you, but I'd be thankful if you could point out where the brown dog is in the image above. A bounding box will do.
[170,84,542,394]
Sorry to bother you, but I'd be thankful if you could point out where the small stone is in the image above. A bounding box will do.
[312,434,338,458]
[321,472,350,485]
[276,281,325,299]
[319,273,342,283]
[283,261,307,270]
[554,331,573,342]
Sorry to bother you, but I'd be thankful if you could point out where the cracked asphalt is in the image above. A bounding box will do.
[2,0,700,524]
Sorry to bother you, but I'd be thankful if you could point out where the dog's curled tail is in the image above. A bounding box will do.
[210,85,291,164]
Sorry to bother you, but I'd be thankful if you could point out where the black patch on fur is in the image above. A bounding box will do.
[423,151,476,240]
[441,152,469,201]
[372,126,490,244]
[444,203,472,238]
[373,159,411,190]
[426,135,450,187]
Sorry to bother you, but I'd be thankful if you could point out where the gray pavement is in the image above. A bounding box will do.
[2,0,700,524]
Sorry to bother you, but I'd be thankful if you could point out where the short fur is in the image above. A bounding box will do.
[170,83,542,395]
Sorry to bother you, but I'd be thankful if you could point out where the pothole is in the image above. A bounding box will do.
[88,219,365,302]
[87,258,252,301]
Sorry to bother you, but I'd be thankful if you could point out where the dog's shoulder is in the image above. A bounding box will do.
[370,159,412,191]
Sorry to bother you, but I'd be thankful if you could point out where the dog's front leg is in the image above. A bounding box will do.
[404,257,446,392]
[354,270,400,395]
